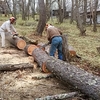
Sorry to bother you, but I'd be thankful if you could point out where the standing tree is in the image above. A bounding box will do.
[21,0,26,20]
[35,0,46,36]
[12,0,17,18]
[63,0,66,19]
[75,0,86,36]
[45,0,51,22]
[57,0,63,23]
[5,0,13,16]
[31,0,35,19]
[83,0,87,25]
[93,0,98,32]
[70,0,74,24]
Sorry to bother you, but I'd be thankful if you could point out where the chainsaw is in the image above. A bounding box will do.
[39,42,50,49]
[12,33,19,39]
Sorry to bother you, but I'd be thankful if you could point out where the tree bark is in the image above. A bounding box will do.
[93,0,98,32]
[62,34,70,62]
[35,0,46,36]
[75,0,86,36]
[32,48,100,100]
[0,63,34,71]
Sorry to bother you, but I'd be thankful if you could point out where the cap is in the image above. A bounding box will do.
[10,17,16,21]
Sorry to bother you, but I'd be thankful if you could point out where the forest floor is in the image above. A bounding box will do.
[0,35,99,100]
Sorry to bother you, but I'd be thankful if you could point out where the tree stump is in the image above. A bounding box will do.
[62,34,69,62]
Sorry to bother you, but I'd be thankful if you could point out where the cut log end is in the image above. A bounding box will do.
[25,44,38,55]
[17,39,26,50]
[69,50,76,57]
[42,62,51,73]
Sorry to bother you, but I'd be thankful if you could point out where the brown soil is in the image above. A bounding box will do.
[0,35,99,100]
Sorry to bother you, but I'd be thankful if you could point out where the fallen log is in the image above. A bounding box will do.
[32,48,100,100]
[0,63,34,71]
[6,35,26,50]
[35,92,78,100]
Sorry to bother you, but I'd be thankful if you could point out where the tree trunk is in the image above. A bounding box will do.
[5,0,13,16]
[58,0,63,23]
[93,0,98,32]
[70,0,74,24]
[35,0,46,36]
[62,34,69,62]
[32,48,100,100]
[21,0,26,20]
[12,0,17,18]
[6,35,26,50]
[75,0,86,36]
[83,0,87,25]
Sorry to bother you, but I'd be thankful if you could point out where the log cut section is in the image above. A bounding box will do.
[6,35,26,50]
[32,48,100,100]
[24,44,38,55]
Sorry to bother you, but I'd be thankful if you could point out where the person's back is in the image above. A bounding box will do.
[46,24,63,60]
[47,26,61,40]
[0,20,10,32]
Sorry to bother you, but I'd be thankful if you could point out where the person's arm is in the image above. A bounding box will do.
[47,30,51,41]
[58,29,63,35]
[5,22,12,34]
[10,24,17,34]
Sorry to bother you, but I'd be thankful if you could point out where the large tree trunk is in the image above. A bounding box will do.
[83,0,87,25]
[35,0,46,36]
[93,0,98,32]
[32,48,100,100]
[62,34,69,62]
[70,0,74,24]
[75,0,86,36]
